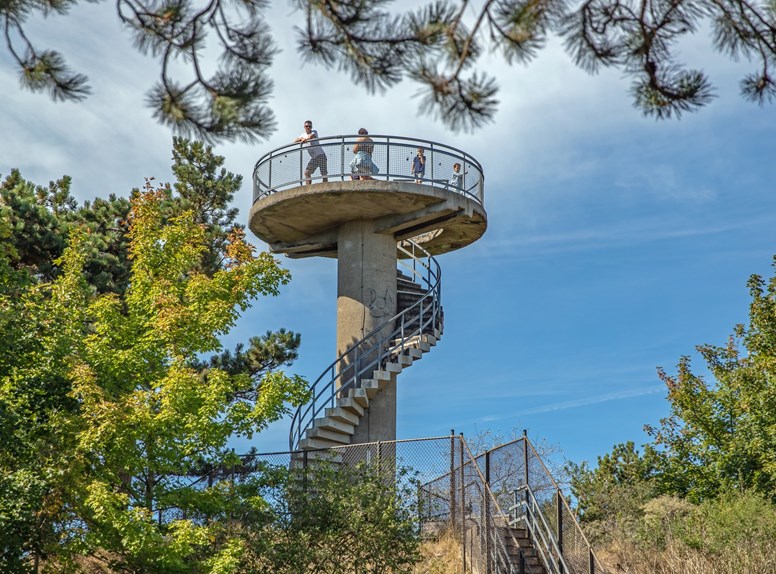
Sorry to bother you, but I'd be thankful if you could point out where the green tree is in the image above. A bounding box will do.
[567,441,658,540]
[238,462,422,573]
[646,258,776,501]
[3,0,774,141]
[0,145,308,572]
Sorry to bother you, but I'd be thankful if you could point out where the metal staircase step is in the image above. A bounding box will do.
[323,407,359,426]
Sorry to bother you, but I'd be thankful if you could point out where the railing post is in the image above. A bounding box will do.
[340,136,345,181]
[386,137,390,181]
[268,154,273,195]
[299,145,303,185]
[431,142,435,182]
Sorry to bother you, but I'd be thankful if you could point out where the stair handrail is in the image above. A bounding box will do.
[511,484,571,574]
[457,438,544,574]
[289,238,442,450]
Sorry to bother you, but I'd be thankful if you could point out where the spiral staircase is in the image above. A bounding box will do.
[289,239,442,452]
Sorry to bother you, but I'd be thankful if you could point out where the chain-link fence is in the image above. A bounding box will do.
[252,134,485,205]
[164,434,604,574]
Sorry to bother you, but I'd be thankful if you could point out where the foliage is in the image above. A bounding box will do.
[3,0,775,141]
[237,461,422,574]
[0,142,307,572]
[597,492,776,574]
[645,256,776,502]
[566,441,658,542]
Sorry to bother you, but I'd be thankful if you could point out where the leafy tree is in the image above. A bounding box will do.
[567,441,658,540]
[0,144,308,572]
[3,0,774,142]
[237,462,422,573]
[573,255,776,531]
[645,257,776,502]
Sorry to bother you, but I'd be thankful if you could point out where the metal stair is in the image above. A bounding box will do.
[290,239,443,451]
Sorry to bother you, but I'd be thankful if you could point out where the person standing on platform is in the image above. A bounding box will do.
[412,147,426,183]
[350,127,378,180]
[294,120,328,185]
[448,162,467,190]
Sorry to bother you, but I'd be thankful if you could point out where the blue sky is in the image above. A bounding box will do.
[1,2,774,466]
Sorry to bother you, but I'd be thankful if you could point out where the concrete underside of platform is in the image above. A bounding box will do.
[248,180,487,258]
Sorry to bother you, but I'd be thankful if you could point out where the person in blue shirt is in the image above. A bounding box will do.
[412,147,426,183]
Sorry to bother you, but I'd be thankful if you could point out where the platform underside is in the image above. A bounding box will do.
[248,181,487,258]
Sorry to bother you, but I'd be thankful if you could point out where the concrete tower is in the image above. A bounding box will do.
[248,134,486,451]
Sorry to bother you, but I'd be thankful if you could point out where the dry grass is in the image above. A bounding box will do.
[598,537,776,574]
[413,530,463,574]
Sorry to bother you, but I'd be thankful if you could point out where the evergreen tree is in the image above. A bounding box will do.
[2,0,773,141]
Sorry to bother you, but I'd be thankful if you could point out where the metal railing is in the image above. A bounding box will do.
[148,433,603,573]
[288,238,443,451]
[252,134,485,205]
[419,434,607,574]
[256,434,544,573]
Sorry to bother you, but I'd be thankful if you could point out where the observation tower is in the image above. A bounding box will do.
[249,134,487,452]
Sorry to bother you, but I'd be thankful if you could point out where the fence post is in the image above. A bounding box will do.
[460,433,466,574]
[557,488,564,574]
[523,430,530,517]
[450,429,457,532]
[377,440,382,475]
[589,548,596,574]
[485,449,491,574]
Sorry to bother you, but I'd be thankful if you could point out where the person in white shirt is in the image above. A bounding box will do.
[294,120,328,185]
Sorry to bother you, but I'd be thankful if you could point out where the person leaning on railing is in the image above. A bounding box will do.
[350,127,378,181]
[294,120,328,185]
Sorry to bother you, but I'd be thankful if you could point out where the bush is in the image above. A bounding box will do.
[598,492,776,574]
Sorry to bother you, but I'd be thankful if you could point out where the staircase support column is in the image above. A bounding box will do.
[336,219,397,443]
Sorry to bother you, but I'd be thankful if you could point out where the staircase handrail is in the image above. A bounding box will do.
[458,438,543,574]
[524,439,605,574]
[513,484,571,574]
[289,239,442,450]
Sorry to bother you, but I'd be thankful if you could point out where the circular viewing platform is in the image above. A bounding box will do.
[249,134,487,258]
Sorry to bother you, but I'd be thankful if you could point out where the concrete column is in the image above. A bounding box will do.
[336,219,397,443]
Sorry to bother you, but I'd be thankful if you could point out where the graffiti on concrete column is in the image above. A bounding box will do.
[365,288,394,318]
